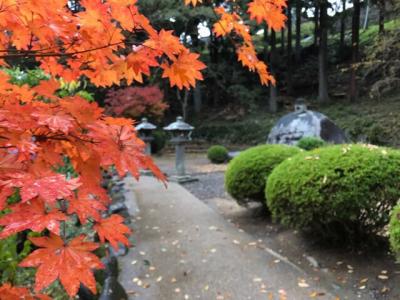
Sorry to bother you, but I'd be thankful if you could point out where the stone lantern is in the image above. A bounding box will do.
[136,118,157,155]
[164,116,196,183]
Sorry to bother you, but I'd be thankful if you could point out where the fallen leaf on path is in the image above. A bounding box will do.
[298,279,309,288]
[381,286,389,294]
[310,291,326,297]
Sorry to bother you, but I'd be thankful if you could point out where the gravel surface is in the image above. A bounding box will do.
[183,172,226,200]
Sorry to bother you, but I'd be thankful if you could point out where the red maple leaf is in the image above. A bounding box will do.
[94,214,131,250]
[0,173,81,203]
[68,195,106,224]
[32,111,75,134]
[0,283,51,300]
[19,234,104,297]
[0,198,67,238]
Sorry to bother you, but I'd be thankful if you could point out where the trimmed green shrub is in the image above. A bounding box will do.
[297,136,327,150]
[266,144,400,240]
[225,144,301,206]
[151,130,167,154]
[207,145,229,164]
[389,204,400,256]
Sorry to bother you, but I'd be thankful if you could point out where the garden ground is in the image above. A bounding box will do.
[119,153,400,300]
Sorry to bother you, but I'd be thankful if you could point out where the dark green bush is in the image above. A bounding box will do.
[207,145,229,164]
[266,144,400,241]
[225,144,301,206]
[389,204,400,256]
[296,136,326,150]
[151,130,167,154]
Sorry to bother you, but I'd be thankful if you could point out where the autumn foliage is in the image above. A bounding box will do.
[0,0,286,297]
[105,86,168,120]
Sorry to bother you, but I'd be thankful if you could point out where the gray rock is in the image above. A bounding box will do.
[78,285,95,300]
[108,202,127,214]
[102,255,119,277]
[99,277,128,300]
[109,243,129,257]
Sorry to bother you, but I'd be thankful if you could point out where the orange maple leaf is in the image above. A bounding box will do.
[162,51,206,90]
[248,0,287,31]
[94,214,131,250]
[19,234,104,297]
[32,79,60,100]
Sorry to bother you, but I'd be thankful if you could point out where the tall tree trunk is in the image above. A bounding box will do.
[193,85,202,114]
[318,1,330,103]
[280,29,285,53]
[209,24,219,107]
[263,25,269,58]
[349,0,360,102]
[287,3,293,95]
[378,0,385,34]
[314,6,319,46]
[295,0,302,62]
[177,89,190,120]
[269,30,278,113]
[340,0,346,48]
[363,0,370,30]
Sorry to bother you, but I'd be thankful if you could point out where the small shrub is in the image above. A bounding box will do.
[207,145,229,164]
[151,130,167,154]
[389,204,400,256]
[297,136,326,150]
[225,144,301,206]
[266,144,400,241]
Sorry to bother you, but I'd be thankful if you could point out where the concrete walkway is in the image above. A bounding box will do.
[120,176,339,300]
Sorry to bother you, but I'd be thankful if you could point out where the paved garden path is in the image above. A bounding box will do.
[119,176,340,300]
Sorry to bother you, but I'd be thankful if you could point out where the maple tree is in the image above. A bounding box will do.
[0,0,286,297]
[105,85,168,120]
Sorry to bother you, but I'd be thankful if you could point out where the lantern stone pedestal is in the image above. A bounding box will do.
[136,117,156,176]
[164,117,197,184]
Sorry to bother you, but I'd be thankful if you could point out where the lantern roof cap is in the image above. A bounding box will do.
[164,116,194,131]
[136,117,157,131]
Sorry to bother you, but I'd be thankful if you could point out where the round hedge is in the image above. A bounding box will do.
[266,144,400,239]
[389,204,400,255]
[225,144,301,206]
[297,136,326,151]
[207,145,229,164]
